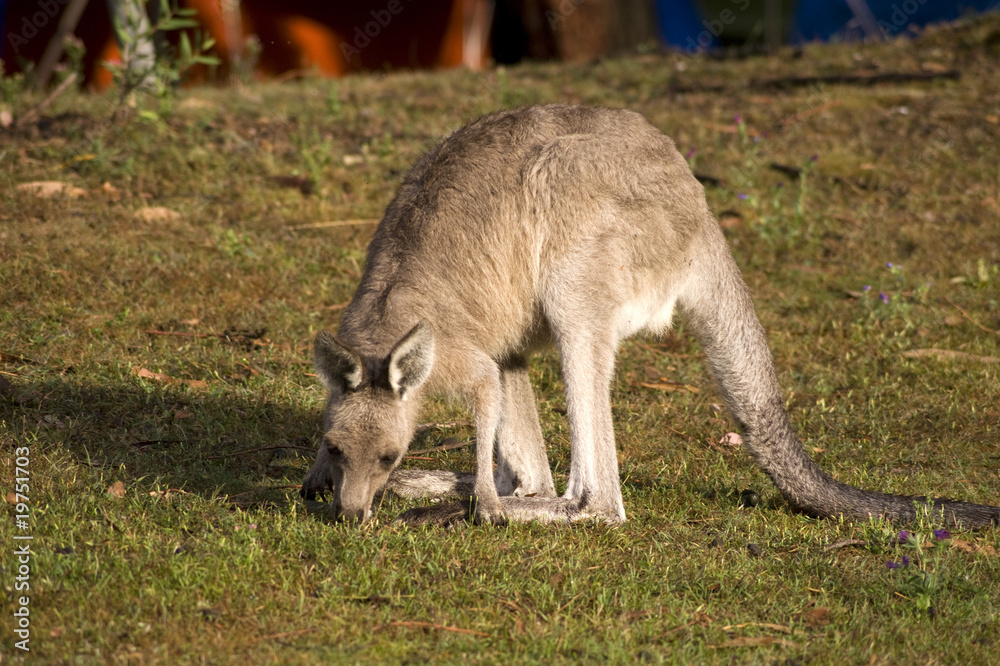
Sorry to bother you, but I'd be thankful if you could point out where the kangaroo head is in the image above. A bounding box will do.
[313,321,435,522]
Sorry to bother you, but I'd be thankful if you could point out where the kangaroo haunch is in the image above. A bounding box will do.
[301,104,999,527]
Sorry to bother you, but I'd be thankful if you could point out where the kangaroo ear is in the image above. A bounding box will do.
[314,331,362,392]
[388,320,435,399]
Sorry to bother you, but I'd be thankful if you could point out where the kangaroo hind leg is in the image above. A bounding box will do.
[495,357,557,499]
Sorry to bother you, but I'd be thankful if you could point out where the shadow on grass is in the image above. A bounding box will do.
[1,375,322,509]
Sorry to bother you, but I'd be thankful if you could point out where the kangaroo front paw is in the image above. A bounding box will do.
[472,496,508,526]
[300,467,333,501]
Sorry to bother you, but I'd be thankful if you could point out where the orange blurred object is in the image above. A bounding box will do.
[1,0,494,90]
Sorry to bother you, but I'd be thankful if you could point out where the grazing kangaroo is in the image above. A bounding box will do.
[301,104,998,528]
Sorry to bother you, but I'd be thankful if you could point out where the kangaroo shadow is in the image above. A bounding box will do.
[1,374,327,509]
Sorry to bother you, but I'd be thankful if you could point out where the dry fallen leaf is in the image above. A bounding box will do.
[951,539,998,556]
[100,181,122,201]
[5,491,18,504]
[710,636,798,648]
[40,414,66,429]
[17,181,87,199]
[106,481,126,498]
[178,97,216,110]
[134,367,209,389]
[50,626,66,638]
[133,206,180,223]
[639,381,700,393]
[719,432,743,446]
[803,606,831,627]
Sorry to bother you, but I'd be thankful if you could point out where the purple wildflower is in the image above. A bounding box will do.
[810,154,818,162]
[887,262,894,268]
[880,292,890,304]
[901,556,910,566]
[863,285,871,292]
[734,114,742,124]
[934,529,950,540]
[685,148,697,160]
[886,561,898,569]
[738,193,748,200]
[898,530,910,543]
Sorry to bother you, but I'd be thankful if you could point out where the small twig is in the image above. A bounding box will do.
[758,70,960,90]
[945,297,1000,335]
[902,348,1000,364]
[650,619,701,642]
[143,329,215,338]
[415,420,470,433]
[130,439,184,448]
[705,121,762,137]
[247,628,315,646]
[206,445,315,461]
[721,622,793,634]
[223,484,302,500]
[408,439,473,456]
[779,100,842,128]
[373,621,490,638]
[672,69,961,94]
[287,219,380,231]
[0,352,41,365]
[144,329,219,339]
[824,539,866,551]
[321,301,351,311]
[16,72,79,128]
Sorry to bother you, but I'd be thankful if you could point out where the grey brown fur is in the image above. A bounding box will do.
[301,104,998,528]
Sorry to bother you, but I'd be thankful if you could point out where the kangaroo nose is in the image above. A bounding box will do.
[337,506,370,523]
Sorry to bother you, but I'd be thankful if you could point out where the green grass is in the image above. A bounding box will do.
[2,16,1000,663]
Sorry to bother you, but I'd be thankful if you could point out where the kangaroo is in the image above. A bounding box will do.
[301,104,999,528]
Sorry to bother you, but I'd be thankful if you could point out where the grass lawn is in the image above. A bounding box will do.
[2,15,999,664]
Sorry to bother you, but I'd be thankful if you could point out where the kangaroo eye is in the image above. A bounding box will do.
[379,454,398,467]
[328,446,344,459]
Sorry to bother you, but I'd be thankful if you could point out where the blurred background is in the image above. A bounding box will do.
[2,0,999,91]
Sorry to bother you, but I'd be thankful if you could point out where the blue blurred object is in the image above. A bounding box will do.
[654,0,1000,51]
[654,0,720,53]
[793,0,1000,43]
[0,0,8,50]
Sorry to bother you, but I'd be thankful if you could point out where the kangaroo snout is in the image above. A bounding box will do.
[335,503,372,523]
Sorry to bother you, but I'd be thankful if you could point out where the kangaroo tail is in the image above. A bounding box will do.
[385,469,475,499]
[679,225,999,528]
